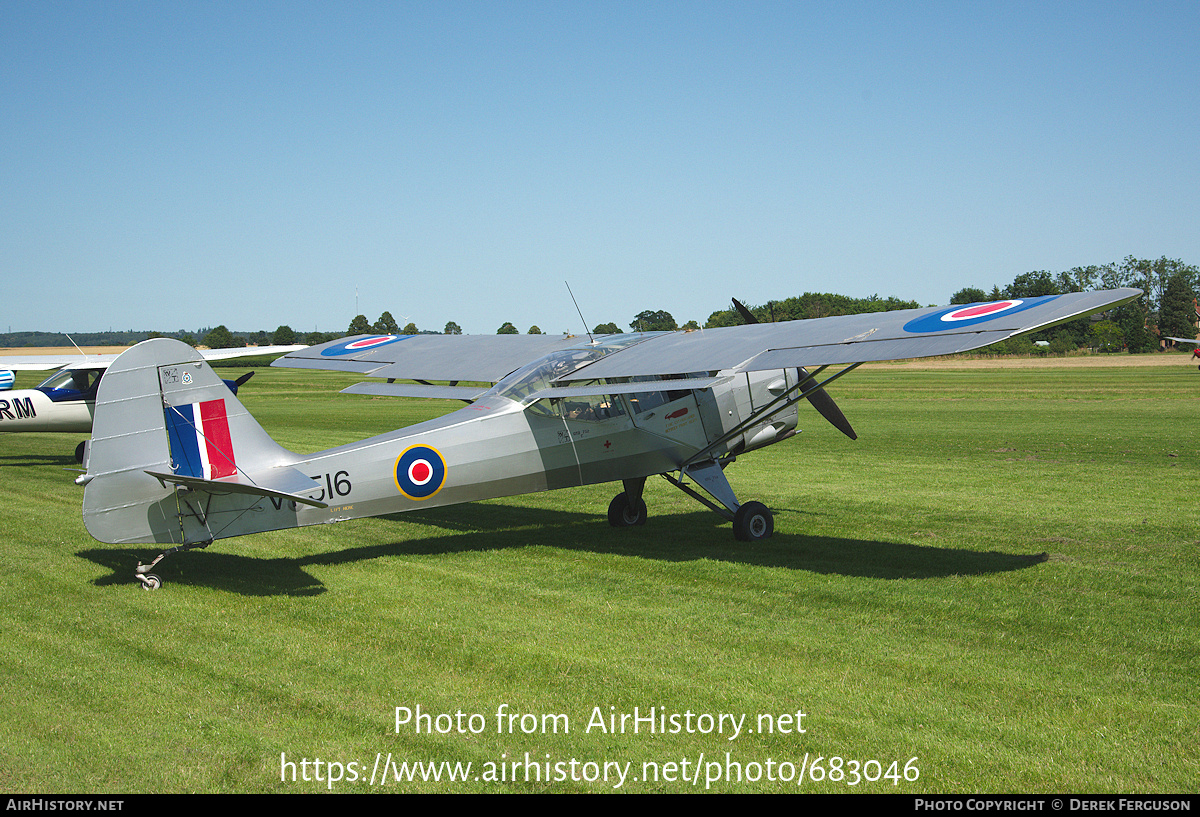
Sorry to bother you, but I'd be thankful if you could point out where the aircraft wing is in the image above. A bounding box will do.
[560,288,1143,381]
[0,344,307,372]
[270,289,1141,387]
[272,334,592,383]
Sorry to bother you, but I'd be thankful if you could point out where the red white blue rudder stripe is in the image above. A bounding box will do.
[164,399,238,480]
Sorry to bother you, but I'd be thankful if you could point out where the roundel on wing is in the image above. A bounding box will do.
[902,295,1060,334]
[320,335,412,357]
[394,445,447,500]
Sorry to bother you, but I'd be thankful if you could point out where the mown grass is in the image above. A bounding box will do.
[0,361,1195,793]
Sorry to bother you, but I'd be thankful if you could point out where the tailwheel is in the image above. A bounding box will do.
[133,539,210,590]
[607,492,648,527]
[138,573,163,590]
[733,501,774,541]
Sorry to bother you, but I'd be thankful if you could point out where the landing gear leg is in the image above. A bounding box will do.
[662,459,776,541]
[608,477,648,527]
[134,540,211,590]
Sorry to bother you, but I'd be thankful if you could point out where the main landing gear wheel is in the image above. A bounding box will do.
[733,501,774,541]
[608,492,648,527]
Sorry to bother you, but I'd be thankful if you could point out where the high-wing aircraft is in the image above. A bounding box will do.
[74,289,1141,589]
[0,345,305,460]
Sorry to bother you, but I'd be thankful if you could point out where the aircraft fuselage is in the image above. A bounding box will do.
[0,389,94,433]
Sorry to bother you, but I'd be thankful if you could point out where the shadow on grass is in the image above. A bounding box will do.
[0,451,80,467]
[77,501,1048,596]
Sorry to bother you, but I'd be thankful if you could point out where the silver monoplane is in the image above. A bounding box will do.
[75,289,1141,588]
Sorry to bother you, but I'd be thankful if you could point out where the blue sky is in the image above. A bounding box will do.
[3,1,1197,335]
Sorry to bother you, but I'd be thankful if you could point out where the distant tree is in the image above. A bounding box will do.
[202,325,238,349]
[1158,272,1197,343]
[178,333,196,346]
[401,322,418,334]
[497,322,518,334]
[1005,271,1060,298]
[444,321,462,335]
[951,287,987,305]
[1048,330,1076,354]
[272,325,296,344]
[592,322,622,334]
[527,325,543,334]
[305,331,334,345]
[631,310,677,332]
[1123,318,1157,353]
[1056,266,1102,293]
[348,315,371,334]
[681,319,700,331]
[704,308,743,329]
[1091,320,1124,352]
[374,311,399,334]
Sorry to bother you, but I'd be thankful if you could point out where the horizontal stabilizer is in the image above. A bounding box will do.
[144,466,329,508]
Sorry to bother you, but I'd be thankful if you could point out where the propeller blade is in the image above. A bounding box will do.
[798,367,857,440]
[731,297,756,324]
[731,298,857,440]
[221,371,255,395]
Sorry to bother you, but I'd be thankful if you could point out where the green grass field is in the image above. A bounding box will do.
[1,360,1196,793]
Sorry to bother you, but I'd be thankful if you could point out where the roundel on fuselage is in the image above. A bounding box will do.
[394,445,447,500]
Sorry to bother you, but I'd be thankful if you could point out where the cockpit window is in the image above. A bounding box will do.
[626,373,704,415]
[35,368,102,402]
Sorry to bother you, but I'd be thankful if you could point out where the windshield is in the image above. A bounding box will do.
[35,368,103,402]
[484,334,655,406]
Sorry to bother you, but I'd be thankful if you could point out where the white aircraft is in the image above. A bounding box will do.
[0,345,305,460]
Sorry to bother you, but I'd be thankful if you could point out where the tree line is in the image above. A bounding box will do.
[948,256,1197,353]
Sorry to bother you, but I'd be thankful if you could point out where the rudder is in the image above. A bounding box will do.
[80,339,320,546]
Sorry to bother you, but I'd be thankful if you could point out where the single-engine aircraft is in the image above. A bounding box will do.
[0,345,306,460]
[75,289,1141,589]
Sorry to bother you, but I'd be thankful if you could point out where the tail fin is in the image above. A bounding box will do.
[81,339,325,546]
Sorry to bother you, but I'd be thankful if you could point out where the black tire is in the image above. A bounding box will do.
[733,501,774,541]
[607,492,647,527]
